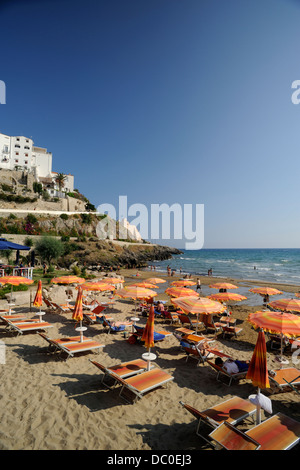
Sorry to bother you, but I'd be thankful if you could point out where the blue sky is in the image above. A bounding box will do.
[1,0,300,249]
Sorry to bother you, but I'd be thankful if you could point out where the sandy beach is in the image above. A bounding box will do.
[0,268,299,451]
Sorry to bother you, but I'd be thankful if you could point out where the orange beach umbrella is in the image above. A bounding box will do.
[246,330,270,424]
[0,275,34,303]
[165,287,198,298]
[0,275,34,286]
[249,287,282,296]
[209,282,238,290]
[51,275,85,285]
[130,282,158,289]
[147,278,166,284]
[171,280,196,287]
[115,286,157,313]
[208,292,247,303]
[100,278,125,285]
[269,298,300,313]
[248,309,300,364]
[33,280,43,311]
[78,282,115,292]
[171,296,226,333]
[248,310,300,339]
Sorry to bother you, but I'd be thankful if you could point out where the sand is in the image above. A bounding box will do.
[0,268,299,451]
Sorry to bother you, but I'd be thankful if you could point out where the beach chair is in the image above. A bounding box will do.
[268,367,300,393]
[132,324,172,343]
[0,313,27,324]
[177,333,217,365]
[51,302,71,314]
[209,413,300,450]
[162,310,180,324]
[42,297,57,312]
[220,325,243,339]
[5,318,53,336]
[178,314,200,330]
[206,358,248,386]
[90,358,155,388]
[38,333,104,360]
[180,396,256,444]
[199,314,222,334]
[108,368,174,403]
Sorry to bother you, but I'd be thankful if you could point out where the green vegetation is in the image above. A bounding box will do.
[34,236,64,267]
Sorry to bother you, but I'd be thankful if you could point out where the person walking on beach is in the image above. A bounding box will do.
[196,278,202,292]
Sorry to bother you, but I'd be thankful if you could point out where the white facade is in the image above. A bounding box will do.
[0,132,74,195]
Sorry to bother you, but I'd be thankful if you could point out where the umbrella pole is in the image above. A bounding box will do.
[256,387,261,425]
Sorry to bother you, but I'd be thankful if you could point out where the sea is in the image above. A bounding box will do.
[148,248,300,306]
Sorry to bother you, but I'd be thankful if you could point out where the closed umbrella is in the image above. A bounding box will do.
[246,330,270,424]
[33,280,43,314]
[141,304,155,369]
[72,287,84,342]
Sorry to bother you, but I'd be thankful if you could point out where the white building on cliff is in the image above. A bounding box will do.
[0,132,74,195]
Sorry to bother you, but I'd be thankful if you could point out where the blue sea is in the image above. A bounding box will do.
[149,249,300,305]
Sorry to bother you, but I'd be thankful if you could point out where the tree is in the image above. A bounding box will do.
[54,173,67,191]
[34,236,64,267]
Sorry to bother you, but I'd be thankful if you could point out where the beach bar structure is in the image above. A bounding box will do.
[0,238,33,278]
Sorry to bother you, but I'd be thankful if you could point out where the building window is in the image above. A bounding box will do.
[15,144,20,148]
[25,153,28,157]
[15,159,19,163]
[24,146,30,150]
[15,152,19,155]
[16,138,20,141]
[25,161,28,164]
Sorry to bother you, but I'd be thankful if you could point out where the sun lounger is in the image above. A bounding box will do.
[209,412,300,450]
[180,396,256,444]
[199,314,222,334]
[220,325,243,339]
[108,368,174,403]
[50,302,71,314]
[133,324,172,343]
[0,313,27,324]
[178,314,200,330]
[38,332,104,359]
[207,358,248,386]
[90,358,155,388]
[5,319,53,335]
[180,338,221,366]
[268,367,300,393]
[163,310,180,324]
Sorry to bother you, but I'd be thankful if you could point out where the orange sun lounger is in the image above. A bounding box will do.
[109,368,174,403]
[38,332,104,359]
[268,367,300,393]
[180,396,256,443]
[3,318,53,335]
[209,412,300,450]
[90,358,155,388]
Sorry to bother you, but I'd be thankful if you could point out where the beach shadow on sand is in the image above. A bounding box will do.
[50,372,123,412]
